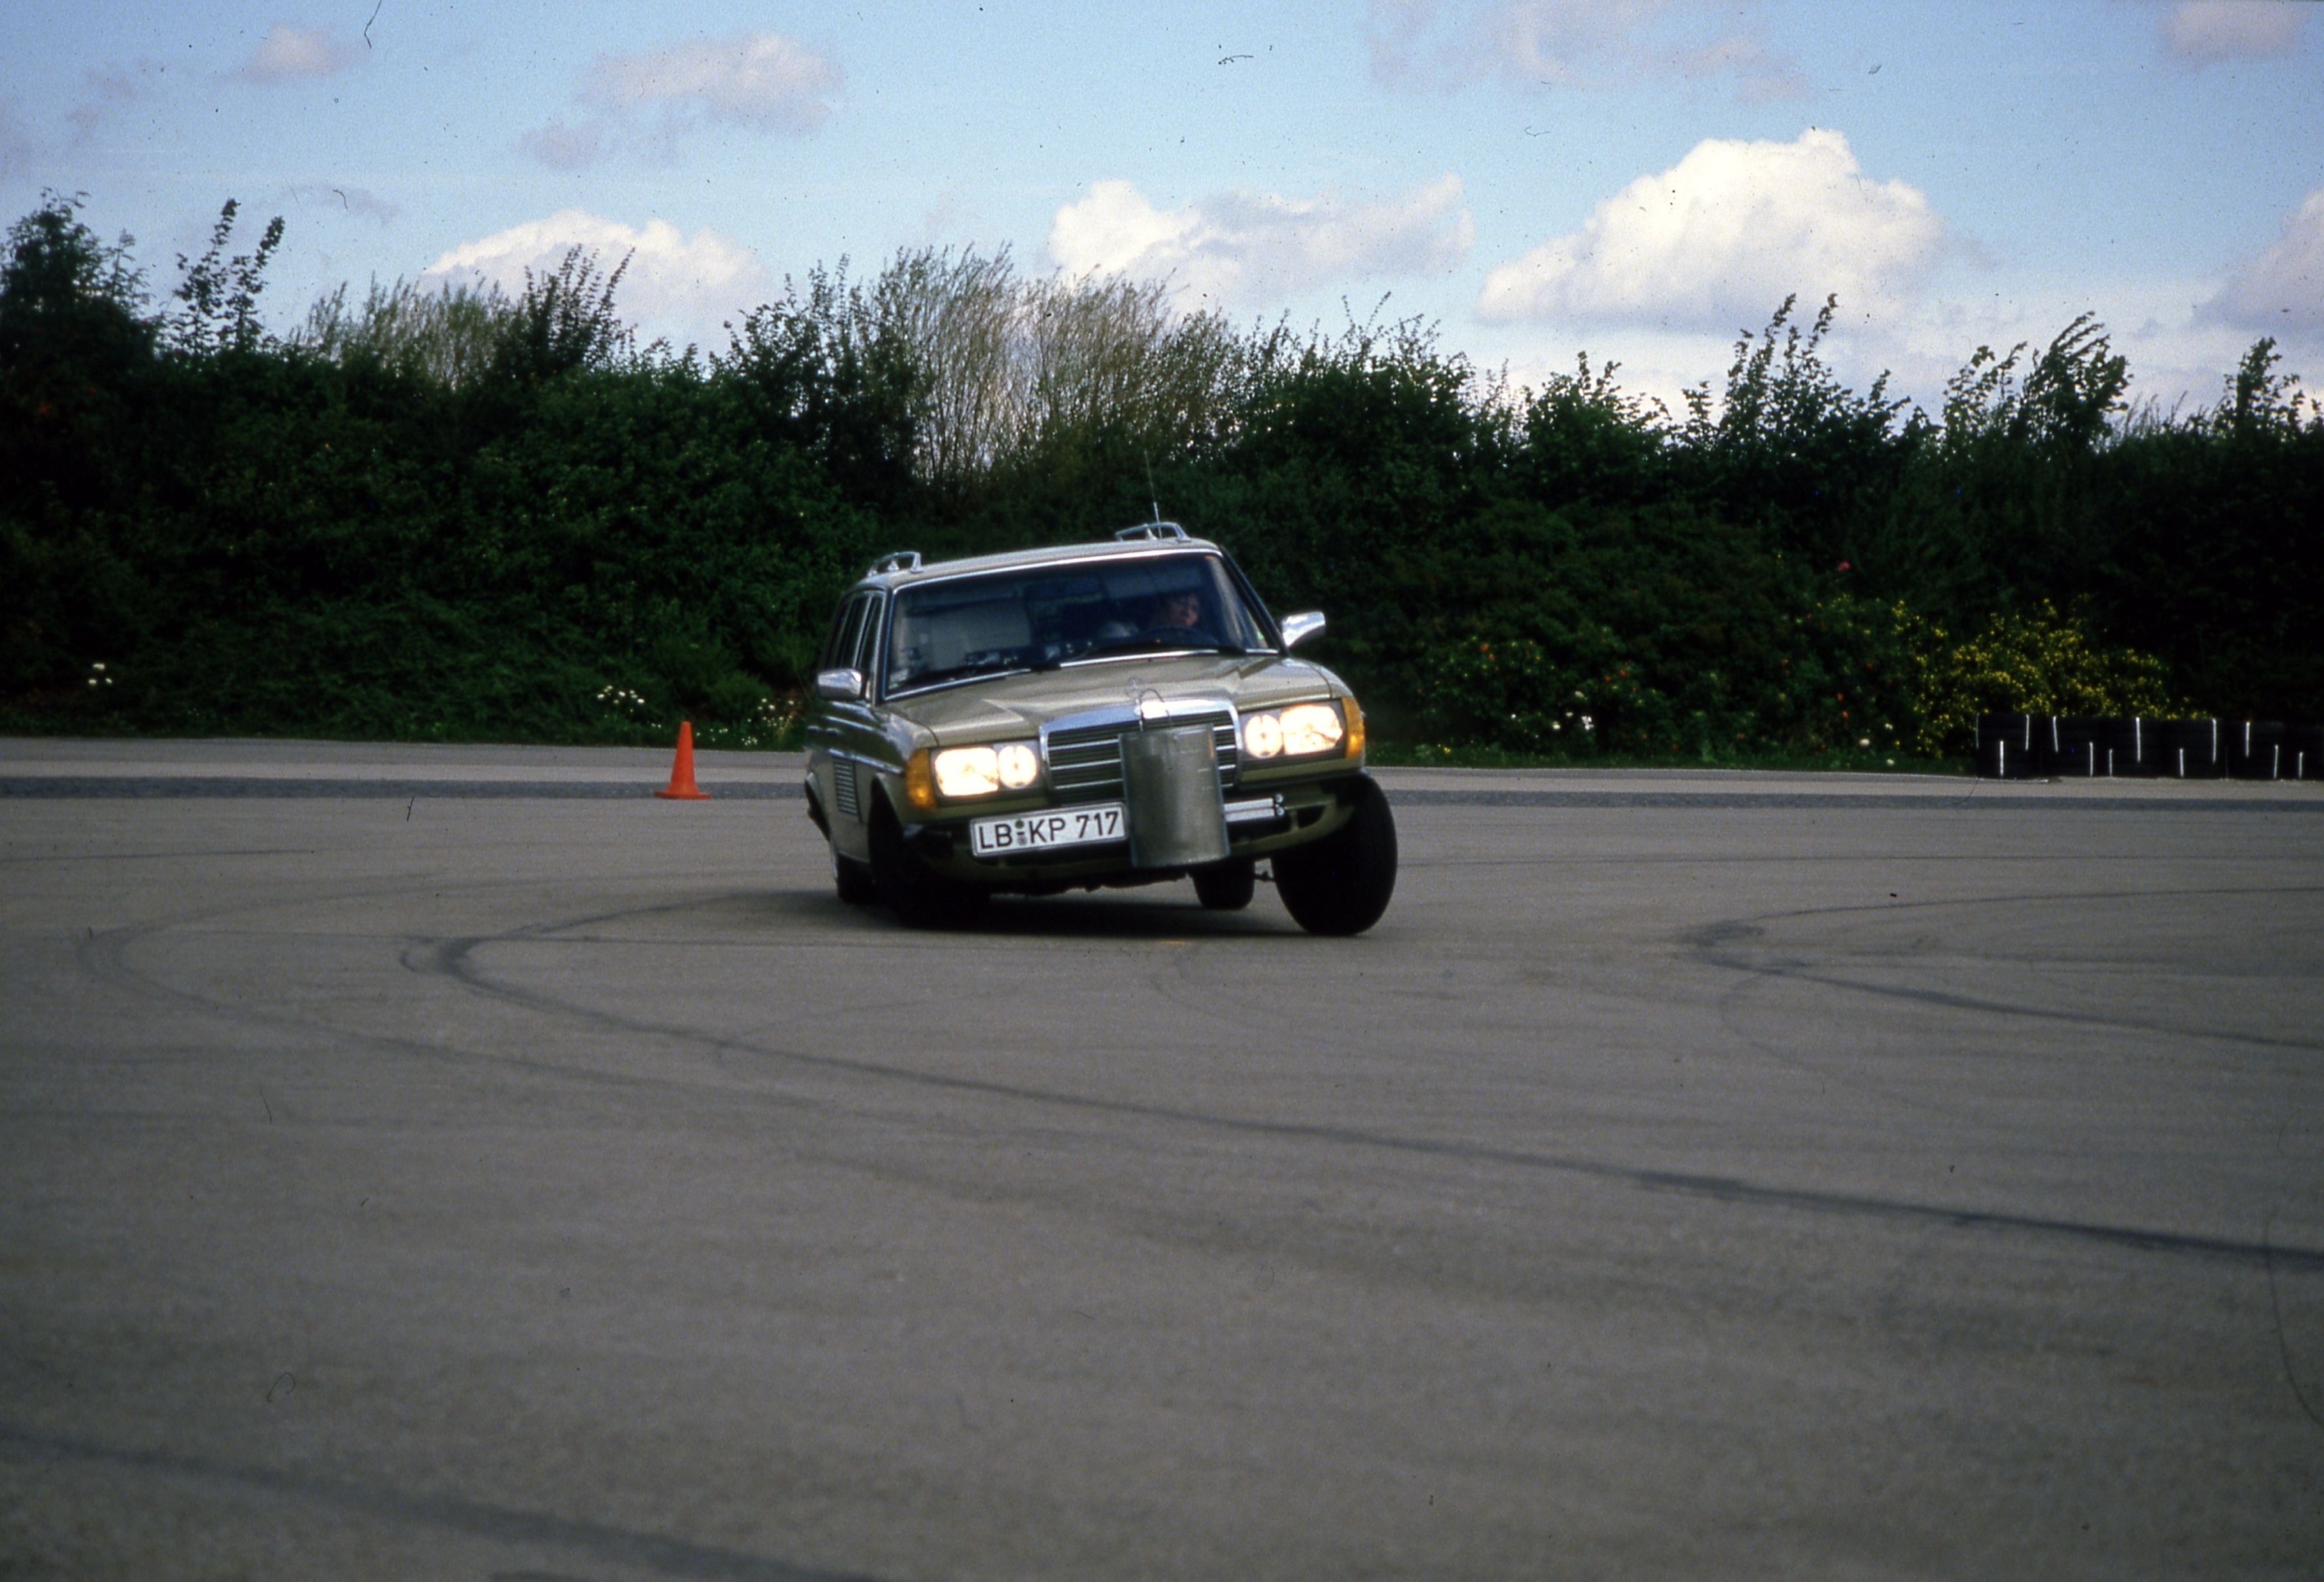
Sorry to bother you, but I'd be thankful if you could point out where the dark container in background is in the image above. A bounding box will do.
[1974,715,2324,779]
[2049,716,2108,778]
[2150,718,2226,780]
[2226,720,2286,780]
[2286,725,2324,782]
[1974,714,2045,779]
[2094,716,2162,778]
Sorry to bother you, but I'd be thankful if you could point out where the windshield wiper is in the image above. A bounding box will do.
[895,661,1030,692]
[1075,634,1250,662]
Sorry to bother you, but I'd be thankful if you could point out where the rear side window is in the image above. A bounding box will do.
[821,593,871,673]
[848,595,886,676]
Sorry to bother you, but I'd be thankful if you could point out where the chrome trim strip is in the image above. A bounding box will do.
[1223,794,1284,824]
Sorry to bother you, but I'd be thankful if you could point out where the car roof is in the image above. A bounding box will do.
[853,529,1227,593]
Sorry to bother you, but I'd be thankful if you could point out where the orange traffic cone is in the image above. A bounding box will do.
[655,721,711,800]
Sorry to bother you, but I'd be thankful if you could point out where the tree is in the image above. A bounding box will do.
[487,247,632,384]
[167,199,285,355]
[296,275,516,387]
[0,192,154,376]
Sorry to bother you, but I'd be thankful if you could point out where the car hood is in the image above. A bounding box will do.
[883,653,1349,744]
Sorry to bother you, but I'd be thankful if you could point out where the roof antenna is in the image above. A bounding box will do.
[1144,456,1163,525]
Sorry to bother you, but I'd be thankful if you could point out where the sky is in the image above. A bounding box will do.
[3,0,2319,418]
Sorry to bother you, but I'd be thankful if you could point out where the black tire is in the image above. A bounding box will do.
[1273,777,1396,936]
[868,802,987,929]
[1191,857,1256,911]
[831,843,880,905]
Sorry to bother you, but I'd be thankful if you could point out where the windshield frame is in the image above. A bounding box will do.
[876,548,1280,702]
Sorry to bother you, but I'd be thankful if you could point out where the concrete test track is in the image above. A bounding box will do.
[2,737,2321,1579]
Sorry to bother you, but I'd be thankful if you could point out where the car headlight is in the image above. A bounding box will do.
[996,742,1040,790]
[931,741,1040,799]
[1241,712,1284,758]
[1241,702,1347,760]
[1280,702,1345,756]
[933,746,1000,798]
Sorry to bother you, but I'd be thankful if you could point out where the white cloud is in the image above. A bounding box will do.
[426,211,770,342]
[2163,1,2306,64]
[236,24,352,82]
[1667,35,1807,103]
[525,31,840,167]
[1046,176,1474,309]
[1476,128,1947,329]
[2206,188,2324,335]
[586,31,840,129]
[1370,0,1804,100]
[1483,0,1663,85]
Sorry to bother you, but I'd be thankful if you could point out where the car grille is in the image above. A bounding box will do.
[1046,712,1238,803]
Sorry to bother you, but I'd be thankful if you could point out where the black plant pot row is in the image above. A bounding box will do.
[1975,716,2324,781]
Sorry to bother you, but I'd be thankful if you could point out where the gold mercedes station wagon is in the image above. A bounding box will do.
[802,523,1396,933]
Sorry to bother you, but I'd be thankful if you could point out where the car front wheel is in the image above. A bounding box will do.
[1273,777,1396,935]
[832,842,880,905]
[868,802,987,929]
[1191,857,1256,911]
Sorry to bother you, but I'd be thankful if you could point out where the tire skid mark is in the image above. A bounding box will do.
[1696,880,2324,929]
[62,880,694,1095]
[0,847,319,865]
[1402,851,2277,869]
[1386,788,2324,815]
[0,1421,887,1582]
[1707,966,1969,1122]
[1681,884,2324,1056]
[436,893,2324,1276]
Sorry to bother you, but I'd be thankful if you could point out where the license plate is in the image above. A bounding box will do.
[969,802,1126,857]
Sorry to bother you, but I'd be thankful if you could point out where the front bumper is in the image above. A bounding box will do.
[903,773,1361,886]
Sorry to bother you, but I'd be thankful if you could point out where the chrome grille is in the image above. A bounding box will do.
[832,758,861,821]
[1046,712,1238,803]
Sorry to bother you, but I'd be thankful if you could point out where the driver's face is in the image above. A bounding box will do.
[1158,591,1202,626]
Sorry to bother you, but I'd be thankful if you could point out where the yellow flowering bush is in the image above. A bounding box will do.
[1900,601,2179,757]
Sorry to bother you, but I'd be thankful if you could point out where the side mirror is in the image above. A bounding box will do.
[1279,612,1326,651]
[814,667,866,702]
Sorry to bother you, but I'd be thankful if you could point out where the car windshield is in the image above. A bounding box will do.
[886,552,1271,695]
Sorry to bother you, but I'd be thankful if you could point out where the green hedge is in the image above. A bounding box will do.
[4,199,2318,752]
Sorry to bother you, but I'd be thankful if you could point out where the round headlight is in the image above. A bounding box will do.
[1242,712,1284,758]
[932,746,1000,798]
[1279,702,1344,756]
[996,742,1040,790]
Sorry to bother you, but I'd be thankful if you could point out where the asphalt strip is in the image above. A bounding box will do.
[2,777,2320,812]
[0,777,801,800]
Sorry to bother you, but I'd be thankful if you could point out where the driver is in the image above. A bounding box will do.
[1145,587,1211,638]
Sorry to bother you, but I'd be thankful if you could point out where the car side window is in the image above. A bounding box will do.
[817,598,849,672]
[823,593,870,674]
[848,594,886,680]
